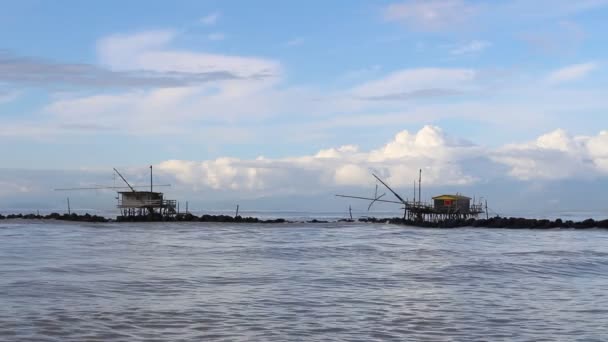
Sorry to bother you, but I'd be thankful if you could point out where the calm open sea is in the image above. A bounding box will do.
[1,220,607,341]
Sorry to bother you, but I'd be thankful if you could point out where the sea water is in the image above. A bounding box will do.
[1,220,607,341]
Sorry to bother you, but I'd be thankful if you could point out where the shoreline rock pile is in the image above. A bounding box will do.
[115,213,287,224]
[2,212,607,228]
[358,216,608,229]
[0,213,108,222]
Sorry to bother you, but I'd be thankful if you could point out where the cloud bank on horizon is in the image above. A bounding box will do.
[0,0,607,211]
[156,125,608,192]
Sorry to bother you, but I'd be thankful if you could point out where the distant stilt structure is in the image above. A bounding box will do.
[55,166,176,218]
[336,171,485,223]
[349,205,353,220]
[115,167,176,217]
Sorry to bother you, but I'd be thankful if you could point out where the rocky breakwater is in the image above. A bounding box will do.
[0,213,108,222]
[116,213,287,224]
[358,216,608,229]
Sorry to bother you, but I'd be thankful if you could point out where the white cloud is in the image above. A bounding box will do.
[5,59,607,143]
[546,62,598,84]
[159,158,268,191]
[334,164,370,185]
[315,145,359,158]
[587,131,608,171]
[493,129,606,180]
[14,29,285,136]
[157,126,481,195]
[43,87,200,135]
[96,30,280,79]
[351,67,476,100]
[0,50,232,89]
[3,126,608,210]
[383,0,478,31]
[3,27,606,148]
[153,126,608,196]
[39,81,298,136]
[450,40,491,55]
[200,12,221,26]
[96,30,176,70]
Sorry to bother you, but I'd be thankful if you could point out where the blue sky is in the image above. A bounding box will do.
[1,0,608,213]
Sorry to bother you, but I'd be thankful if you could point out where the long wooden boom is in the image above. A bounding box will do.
[335,194,402,204]
[113,168,135,192]
[54,184,170,191]
[372,173,407,204]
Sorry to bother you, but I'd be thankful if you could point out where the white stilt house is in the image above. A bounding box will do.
[115,166,177,217]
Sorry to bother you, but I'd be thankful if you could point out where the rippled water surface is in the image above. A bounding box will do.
[1,221,607,341]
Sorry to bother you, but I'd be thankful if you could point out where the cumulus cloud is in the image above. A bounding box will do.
[493,129,607,180]
[157,126,481,196]
[383,0,478,31]
[546,62,598,84]
[153,126,608,197]
[2,126,608,210]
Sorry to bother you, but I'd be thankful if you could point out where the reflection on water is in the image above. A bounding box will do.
[1,221,607,341]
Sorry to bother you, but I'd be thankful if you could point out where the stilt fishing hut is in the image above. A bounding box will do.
[55,166,177,218]
[336,169,486,222]
[113,167,176,217]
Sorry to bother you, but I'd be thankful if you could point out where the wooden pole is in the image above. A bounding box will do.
[67,197,71,215]
[235,204,240,218]
[418,169,422,206]
[186,201,188,214]
[485,200,489,219]
[349,205,352,220]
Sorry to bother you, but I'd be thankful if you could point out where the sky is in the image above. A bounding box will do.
[1,0,608,216]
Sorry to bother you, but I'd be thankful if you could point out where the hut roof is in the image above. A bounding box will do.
[118,191,164,195]
[432,194,471,200]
